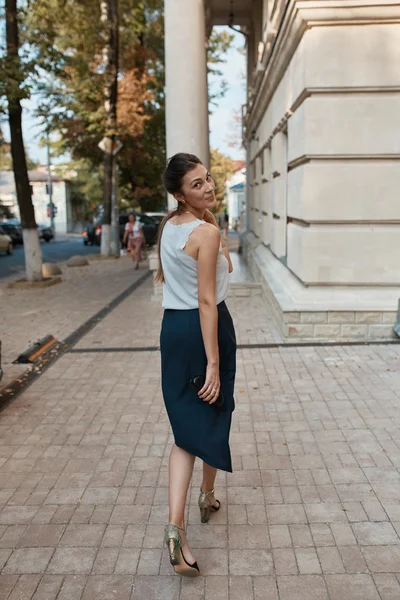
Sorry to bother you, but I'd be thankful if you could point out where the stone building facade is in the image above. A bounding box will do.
[164,0,400,340]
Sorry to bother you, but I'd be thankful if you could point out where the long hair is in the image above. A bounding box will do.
[155,153,202,283]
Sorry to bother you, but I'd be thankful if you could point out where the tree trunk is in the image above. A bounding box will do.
[101,0,119,256]
[5,0,42,281]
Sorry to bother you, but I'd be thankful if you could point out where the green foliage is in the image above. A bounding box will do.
[0,201,15,219]
[0,127,38,171]
[24,0,166,200]
[208,28,235,109]
[0,2,236,210]
[0,129,12,170]
[0,5,34,111]
[210,147,236,212]
[208,29,235,74]
[67,159,104,220]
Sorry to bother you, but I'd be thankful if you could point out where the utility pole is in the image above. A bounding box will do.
[46,124,55,236]
[110,158,119,255]
[98,137,122,254]
[100,0,119,256]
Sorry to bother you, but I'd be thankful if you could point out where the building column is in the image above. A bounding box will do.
[164,0,209,209]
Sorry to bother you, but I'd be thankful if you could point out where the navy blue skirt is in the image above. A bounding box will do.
[160,301,236,472]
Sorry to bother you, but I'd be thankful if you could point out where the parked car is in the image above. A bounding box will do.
[144,212,167,224]
[38,225,54,242]
[0,222,23,244]
[2,220,54,243]
[0,227,13,255]
[83,212,160,247]
[119,213,160,246]
[83,217,102,246]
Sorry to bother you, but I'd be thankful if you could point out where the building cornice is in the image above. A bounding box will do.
[246,0,400,135]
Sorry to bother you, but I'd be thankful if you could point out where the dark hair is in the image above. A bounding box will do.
[156,153,202,283]
[163,153,202,195]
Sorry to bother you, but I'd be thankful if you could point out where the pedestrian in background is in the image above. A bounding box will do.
[123,213,144,269]
[156,153,236,577]
[223,208,229,239]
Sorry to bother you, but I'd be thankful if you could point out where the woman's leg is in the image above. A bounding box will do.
[135,239,142,265]
[169,443,196,564]
[132,240,141,268]
[201,462,219,509]
[128,241,135,262]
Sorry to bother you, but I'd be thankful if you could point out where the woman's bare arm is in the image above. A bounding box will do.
[196,223,221,405]
[203,209,233,273]
[221,239,233,273]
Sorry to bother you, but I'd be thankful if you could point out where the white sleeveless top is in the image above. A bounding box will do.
[161,219,230,310]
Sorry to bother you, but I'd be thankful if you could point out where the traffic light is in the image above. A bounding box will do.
[46,203,58,218]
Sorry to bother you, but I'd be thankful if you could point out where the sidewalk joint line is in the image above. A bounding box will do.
[68,339,400,354]
[63,270,151,348]
[0,270,152,411]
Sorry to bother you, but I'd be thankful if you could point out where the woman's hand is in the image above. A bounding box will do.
[203,209,219,228]
[198,362,220,405]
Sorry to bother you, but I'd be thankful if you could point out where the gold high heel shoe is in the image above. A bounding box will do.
[164,523,200,577]
[198,488,221,523]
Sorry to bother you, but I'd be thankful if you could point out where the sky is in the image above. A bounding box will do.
[12,28,246,165]
[209,28,246,160]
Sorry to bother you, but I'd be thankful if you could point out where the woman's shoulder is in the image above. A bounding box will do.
[188,223,221,254]
[191,222,220,240]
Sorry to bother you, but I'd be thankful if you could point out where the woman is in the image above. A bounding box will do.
[157,153,236,577]
[123,213,144,269]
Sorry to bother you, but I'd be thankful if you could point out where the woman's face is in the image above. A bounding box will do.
[129,214,135,223]
[176,164,216,212]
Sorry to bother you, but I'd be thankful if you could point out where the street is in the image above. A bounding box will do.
[0,237,99,280]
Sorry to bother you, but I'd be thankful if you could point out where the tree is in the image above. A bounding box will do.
[226,107,245,151]
[26,0,160,203]
[24,2,235,215]
[4,0,43,281]
[210,148,236,213]
[207,29,235,110]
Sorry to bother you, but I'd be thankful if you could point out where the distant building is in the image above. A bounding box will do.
[225,162,246,229]
[0,169,75,234]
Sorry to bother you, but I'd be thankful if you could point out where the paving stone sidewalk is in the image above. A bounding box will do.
[0,256,148,390]
[1,258,400,598]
